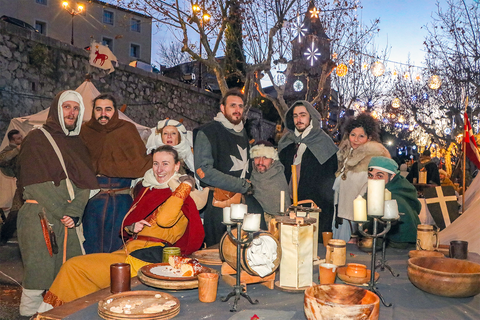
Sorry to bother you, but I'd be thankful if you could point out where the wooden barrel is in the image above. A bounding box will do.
[219,229,281,277]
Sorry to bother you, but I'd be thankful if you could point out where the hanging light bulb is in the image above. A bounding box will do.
[428,75,442,90]
[403,72,410,80]
[370,61,385,77]
[336,63,348,77]
[348,58,354,65]
[392,98,401,108]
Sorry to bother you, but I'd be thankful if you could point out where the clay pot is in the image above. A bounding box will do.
[408,257,480,298]
[346,263,367,278]
[304,284,379,320]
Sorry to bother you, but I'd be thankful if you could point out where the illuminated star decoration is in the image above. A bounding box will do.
[230,145,249,179]
[304,41,321,66]
[332,52,338,59]
[292,15,308,43]
[310,7,320,18]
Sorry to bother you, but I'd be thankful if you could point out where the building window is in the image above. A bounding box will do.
[102,37,113,50]
[130,44,140,58]
[35,21,46,34]
[36,0,47,5]
[103,10,114,25]
[131,18,141,32]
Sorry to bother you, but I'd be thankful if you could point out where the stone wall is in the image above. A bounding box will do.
[0,21,220,139]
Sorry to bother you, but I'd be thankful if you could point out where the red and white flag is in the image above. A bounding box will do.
[89,41,117,74]
[464,112,480,169]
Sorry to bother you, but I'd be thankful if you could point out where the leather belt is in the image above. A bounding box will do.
[99,187,131,195]
[132,235,171,246]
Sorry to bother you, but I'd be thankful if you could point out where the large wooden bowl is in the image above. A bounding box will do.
[304,284,379,320]
[408,257,480,298]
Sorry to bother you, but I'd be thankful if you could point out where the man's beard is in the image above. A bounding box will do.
[65,119,78,131]
[295,123,307,132]
[225,112,243,125]
[98,116,110,122]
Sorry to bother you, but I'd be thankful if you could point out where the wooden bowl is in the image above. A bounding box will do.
[304,284,379,320]
[408,257,480,297]
[408,250,445,258]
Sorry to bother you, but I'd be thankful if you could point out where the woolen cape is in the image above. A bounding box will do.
[80,107,151,178]
[18,91,98,190]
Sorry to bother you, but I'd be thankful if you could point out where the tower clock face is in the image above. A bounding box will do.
[293,80,304,92]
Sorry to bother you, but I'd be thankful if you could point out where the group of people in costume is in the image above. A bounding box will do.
[11,88,422,317]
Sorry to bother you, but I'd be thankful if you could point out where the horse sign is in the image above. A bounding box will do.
[89,41,117,74]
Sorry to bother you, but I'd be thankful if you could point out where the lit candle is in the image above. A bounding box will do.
[242,214,261,232]
[367,179,385,216]
[384,189,392,201]
[280,191,285,212]
[230,203,247,220]
[353,195,367,221]
[291,165,298,206]
[384,199,399,219]
[223,207,232,224]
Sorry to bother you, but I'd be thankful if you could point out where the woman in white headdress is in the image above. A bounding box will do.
[146,119,198,187]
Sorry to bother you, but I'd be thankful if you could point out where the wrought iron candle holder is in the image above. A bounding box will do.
[221,220,259,312]
[357,217,399,307]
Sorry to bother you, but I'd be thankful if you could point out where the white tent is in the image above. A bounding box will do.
[0,80,151,208]
[439,174,480,255]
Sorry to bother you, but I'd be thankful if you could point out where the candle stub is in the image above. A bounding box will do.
[223,207,232,224]
[353,195,367,221]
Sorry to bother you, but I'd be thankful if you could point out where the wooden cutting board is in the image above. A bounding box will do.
[189,248,222,265]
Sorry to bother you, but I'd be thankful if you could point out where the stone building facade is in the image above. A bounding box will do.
[0,20,220,139]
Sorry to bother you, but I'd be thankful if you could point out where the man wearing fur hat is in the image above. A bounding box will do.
[16,91,98,316]
[278,101,338,238]
[80,93,152,254]
[250,141,291,224]
[368,156,421,247]
[194,88,263,246]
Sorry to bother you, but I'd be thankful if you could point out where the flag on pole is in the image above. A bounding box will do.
[89,41,117,74]
[464,112,480,169]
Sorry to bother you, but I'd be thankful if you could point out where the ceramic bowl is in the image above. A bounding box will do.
[304,284,379,320]
[408,257,480,297]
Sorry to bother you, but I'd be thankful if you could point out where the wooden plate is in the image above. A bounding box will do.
[141,263,197,281]
[337,266,379,286]
[138,267,219,290]
[189,248,222,265]
[97,290,180,320]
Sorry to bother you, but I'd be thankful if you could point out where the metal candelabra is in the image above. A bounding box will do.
[221,221,259,312]
[357,217,398,307]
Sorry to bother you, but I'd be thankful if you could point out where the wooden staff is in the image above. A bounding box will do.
[63,226,68,264]
[291,165,298,206]
[462,97,468,213]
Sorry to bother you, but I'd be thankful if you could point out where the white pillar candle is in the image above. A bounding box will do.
[242,214,261,232]
[223,207,232,224]
[230,203,247,220]
[384,199,399,219]
[384,189,392,201]
[367,179,385,216]
[353,195,367,221]
[280,191,285,212]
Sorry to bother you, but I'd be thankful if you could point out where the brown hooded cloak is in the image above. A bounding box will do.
[80,104,151,178]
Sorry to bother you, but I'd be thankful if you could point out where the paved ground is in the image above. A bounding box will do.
[0,239,29,320]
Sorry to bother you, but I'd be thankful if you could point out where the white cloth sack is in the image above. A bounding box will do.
[246,235,277,277]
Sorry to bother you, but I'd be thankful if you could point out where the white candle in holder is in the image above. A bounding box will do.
[230,203,247,220]
[367,179,385,216]
[242,214,261,232]
[384,199,399,219]
[280,191,285,212]
[384,189,392,201]
[353,195,367,221]
[223,207,232,224]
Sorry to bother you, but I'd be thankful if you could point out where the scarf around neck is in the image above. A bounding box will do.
[214,112,244,133]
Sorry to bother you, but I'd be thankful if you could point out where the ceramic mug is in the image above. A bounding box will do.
[110,263,131,294]
[416,224,439,251]
[319,263,337,284]
[346,263,367,278]
[325,239,346,266]
[449,240,468,259]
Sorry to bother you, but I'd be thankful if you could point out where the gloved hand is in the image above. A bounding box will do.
[179,174,195,187]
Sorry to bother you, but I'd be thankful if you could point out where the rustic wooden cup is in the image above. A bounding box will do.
[322,232,333,247]
[198,273,219,303]
[110,263,131,294]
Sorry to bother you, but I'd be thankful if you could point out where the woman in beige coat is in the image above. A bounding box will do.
[332,113,390,242]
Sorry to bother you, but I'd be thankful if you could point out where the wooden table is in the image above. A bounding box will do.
[37,245,480,320]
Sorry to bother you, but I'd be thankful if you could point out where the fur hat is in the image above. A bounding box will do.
[368,156,399,175]
[250,140,278,160]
